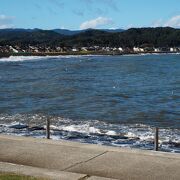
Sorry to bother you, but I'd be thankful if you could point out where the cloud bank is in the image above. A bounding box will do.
[80,16,113,29]
[153,15,180,28]
[0,15,14,29]
[164,15,180,28]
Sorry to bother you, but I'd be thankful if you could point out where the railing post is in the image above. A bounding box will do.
[46,117,50,139]
[154,127,159,151]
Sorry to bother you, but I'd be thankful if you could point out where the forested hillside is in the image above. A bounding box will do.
[0,27,179,47]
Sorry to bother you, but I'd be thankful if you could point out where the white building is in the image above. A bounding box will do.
[72,48,78,52]
[133,47,144,52]
[81,47,88,51]
[170,47,177,52]
[154,48,160,52]
[118,47,123,52]
[9,46,18,53]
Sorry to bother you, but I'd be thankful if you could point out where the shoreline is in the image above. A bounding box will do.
[1,127,179,154]
[1,134,179,157]
[1,118,180,154]
[0,51,179,58]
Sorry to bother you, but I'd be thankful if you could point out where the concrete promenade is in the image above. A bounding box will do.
[0,135,179,180]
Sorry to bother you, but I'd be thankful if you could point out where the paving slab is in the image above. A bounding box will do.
[0,135,179,180]
[67,151,180,180]
[88,177,118,180]
[0,162,118,180]
[0,136,104,171]
[0,162,86,180]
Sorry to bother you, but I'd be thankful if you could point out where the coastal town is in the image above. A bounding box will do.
[0,44,180,55]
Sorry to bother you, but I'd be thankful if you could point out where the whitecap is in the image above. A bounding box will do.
[106,130,117,136]
[0,56,48,62]
[0,114,179,153]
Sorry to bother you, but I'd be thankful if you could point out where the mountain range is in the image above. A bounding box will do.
[0,28,124,36]
[0,27,179,48]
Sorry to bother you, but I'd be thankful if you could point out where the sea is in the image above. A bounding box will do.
[0,54,179,153]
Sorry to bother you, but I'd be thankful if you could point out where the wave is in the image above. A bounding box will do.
[1,53,179,62]
[0,114,179,153]
[0,54,107,62]
[122,53,180,57]
[0,56,49,62]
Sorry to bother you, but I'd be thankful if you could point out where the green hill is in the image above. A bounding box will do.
[0,27,180,47]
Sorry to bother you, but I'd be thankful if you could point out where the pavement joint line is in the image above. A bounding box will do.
[83,151,108,163]
[78,174,91,180]
[63,151,108,171]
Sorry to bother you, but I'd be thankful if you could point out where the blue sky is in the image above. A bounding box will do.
[0,0,180,30]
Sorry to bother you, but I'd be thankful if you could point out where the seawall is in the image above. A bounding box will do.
[0,135,180,180]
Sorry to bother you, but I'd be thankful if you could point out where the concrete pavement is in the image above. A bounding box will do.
[0,135,179,180]
[0,162,114,180]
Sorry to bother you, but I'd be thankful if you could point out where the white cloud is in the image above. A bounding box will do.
[152,15,180,28]
[164,15,180,28]
[80,16,113,29]
[0,15,14,29]
[0,24,12,29]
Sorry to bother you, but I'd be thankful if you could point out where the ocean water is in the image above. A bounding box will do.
[0,54,179,153]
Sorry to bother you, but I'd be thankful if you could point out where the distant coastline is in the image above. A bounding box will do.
[0,51,179,58]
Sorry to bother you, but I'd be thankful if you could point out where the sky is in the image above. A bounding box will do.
[0,0,180,30]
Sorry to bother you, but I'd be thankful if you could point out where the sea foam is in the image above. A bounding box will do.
[0,56,47,62]
[0,114,179,153]
[0,55,104,62]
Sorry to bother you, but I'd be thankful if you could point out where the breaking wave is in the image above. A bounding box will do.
[0,55,105,62]
[0,56,47,62]
[0,114,179,153]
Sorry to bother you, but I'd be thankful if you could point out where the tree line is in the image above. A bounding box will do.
[0,27,180,48]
